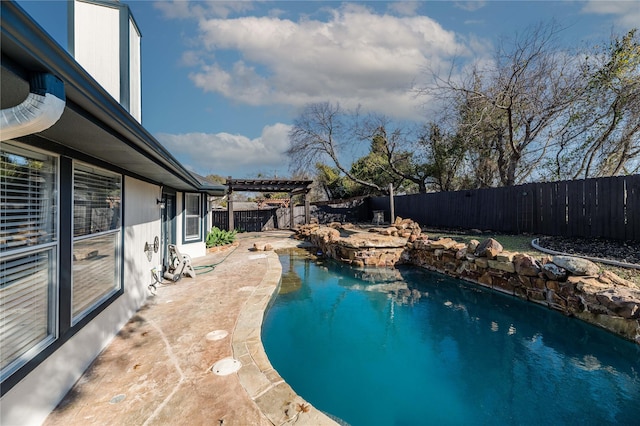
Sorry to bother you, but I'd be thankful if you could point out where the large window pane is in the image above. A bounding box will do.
[72,233,119,318]
[74,165,120,237]
[1,145,57,250]
[184,193,201,240]
[0,249,55,377]
[0,142,57,379]
[72,163,121,322]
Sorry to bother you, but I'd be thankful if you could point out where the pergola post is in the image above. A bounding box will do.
[289,192,295,229]
[304,193,310,225]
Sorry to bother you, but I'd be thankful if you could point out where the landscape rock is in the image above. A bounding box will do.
[599,270,637,288]
[474,238,503,259]
[513,254,542,277]
[542,263,568,281]
[430,238,457,250]
[551,255,600,276]
[467,239,480,253]
[595,288,640,319]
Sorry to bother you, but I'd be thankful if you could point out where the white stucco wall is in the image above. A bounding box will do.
[0,177,160,426]
[122,177,162,300]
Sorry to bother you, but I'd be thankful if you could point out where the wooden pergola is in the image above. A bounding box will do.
[225,178,314,230]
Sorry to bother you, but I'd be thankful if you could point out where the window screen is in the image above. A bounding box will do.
[0,143,57,379]
[72,163,121,321]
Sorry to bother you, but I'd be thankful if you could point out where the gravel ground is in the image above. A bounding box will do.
[536,236,640,265]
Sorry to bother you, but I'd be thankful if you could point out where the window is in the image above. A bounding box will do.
[0,143,58,380]
[184,193,201,241]
[72,163,121,322]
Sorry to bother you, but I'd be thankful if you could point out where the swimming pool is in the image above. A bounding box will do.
[262,250,640,426]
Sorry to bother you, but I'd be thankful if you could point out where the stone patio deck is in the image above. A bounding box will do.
[43,231,337,426]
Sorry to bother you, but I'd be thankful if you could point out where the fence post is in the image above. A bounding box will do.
[389,183,395,224]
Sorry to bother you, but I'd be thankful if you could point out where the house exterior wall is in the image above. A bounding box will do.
[175,191,207,259]
[123,177,162,302]
[73,0,121,101]
[71,0,142,123]
[0,176,160,426]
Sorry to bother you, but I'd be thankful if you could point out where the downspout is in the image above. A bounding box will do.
[0,72,65,141]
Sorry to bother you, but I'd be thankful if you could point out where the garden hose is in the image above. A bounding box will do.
[194,244,240,275]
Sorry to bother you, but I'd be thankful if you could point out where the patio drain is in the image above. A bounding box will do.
[206,330,228,341]
[211,357,241,376]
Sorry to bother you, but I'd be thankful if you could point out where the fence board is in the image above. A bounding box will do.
[584,179,596,238]
[566,180,580,237]
[628,175,640,240]
[611,176,626,240]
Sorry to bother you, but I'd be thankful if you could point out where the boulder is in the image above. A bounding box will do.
[474,238,503,259]
[542,263,568,281]
[430,238,457,250]
[467,239,480,253]
[551,255,600,276]
[598,270,637,288]
[455,248,467,260]
[595,288,640,319]
[487,259,516,273]
[513,253,542,277]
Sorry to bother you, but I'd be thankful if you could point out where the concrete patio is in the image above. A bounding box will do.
[42,231,338,426]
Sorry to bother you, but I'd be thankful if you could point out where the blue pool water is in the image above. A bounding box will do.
[262,250,640,426]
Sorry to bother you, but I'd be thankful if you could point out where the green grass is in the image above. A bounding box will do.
[424,229,540,257]
[423,228,640,286]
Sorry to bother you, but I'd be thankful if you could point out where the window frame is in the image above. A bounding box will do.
[0,141,60,382]
[71,161,123,324]
[183,192,203,243]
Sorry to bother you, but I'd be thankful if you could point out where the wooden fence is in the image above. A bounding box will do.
[211,207,307,232]
[370,175,640,241]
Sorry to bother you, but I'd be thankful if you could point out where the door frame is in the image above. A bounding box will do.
[160,191,177,272]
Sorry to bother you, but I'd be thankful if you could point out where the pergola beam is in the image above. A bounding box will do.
[224,178,314,231]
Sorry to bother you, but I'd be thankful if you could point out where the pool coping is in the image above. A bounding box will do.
[232,249,339,426]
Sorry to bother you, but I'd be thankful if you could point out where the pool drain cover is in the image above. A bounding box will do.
[206,330,228,341]
[211,357,241,376]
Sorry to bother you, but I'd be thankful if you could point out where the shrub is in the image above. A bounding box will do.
[206,226,237,247]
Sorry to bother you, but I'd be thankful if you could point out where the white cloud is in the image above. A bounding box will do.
[582,1,640,29]
[387,1,421,16]
[155,0,255,19]
[155,123,293,177]
[454,1,487,12]
[179,4,469,121]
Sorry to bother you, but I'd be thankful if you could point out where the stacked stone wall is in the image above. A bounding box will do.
[296,220,640,344]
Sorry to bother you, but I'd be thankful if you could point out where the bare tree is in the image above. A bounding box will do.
[421,21,582,186]
[288,102,436,194]
[287,102,387,193]
[554,29,640,178]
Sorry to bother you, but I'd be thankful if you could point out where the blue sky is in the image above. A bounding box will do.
[16,1,640,178]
